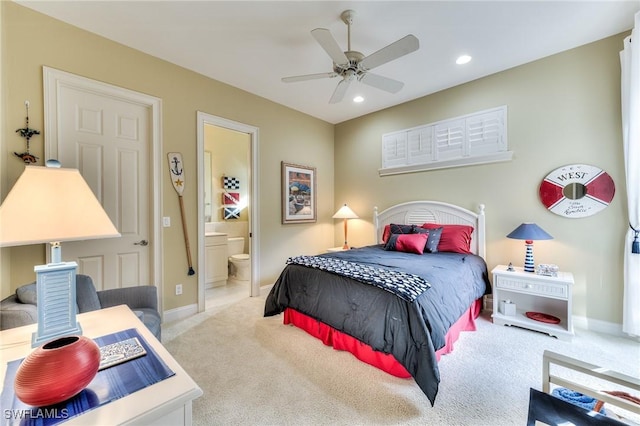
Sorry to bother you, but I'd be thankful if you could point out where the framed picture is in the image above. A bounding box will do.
[224,207,241,220]
[282,162,316,224]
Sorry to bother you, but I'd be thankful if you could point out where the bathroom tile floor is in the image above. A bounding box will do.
[205,279,251,311]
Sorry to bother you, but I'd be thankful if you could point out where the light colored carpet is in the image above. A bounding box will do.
[163,293,640,425]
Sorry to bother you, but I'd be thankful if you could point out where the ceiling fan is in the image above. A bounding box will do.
[282,10,419,104]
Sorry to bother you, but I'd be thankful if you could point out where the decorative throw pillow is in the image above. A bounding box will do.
[412,226,443,253]
[384,233,428,255]
[75,274,102,312]
[16,282,37,305]
[421,223,474,254]
[381,223,414,243]
[389,223,414,235]
[381,225,391,243]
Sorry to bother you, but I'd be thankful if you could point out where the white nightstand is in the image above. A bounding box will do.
[491,265,574,341]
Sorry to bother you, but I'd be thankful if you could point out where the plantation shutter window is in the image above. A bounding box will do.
[408,127,433,165]
[381,133,408,169]
[380,106,513,176]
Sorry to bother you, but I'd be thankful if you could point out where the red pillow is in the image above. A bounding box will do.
[421,223,474,254]
[384,233,428,255]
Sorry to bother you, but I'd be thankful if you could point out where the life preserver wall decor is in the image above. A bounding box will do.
[539,164,615,218]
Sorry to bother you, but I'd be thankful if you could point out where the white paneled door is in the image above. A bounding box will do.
[46,74,152,291]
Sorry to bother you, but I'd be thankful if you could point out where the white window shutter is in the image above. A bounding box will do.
[408,127,434,164]
[467,109,505,156]
[435,118,465,161]
[381,132,408,169]
[380,106,512,175]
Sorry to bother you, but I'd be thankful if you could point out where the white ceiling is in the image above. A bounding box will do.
[16,1,640,124]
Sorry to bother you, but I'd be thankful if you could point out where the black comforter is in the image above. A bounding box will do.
[264,245,490,405]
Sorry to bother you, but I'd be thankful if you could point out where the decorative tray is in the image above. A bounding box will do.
[525,311,561,324]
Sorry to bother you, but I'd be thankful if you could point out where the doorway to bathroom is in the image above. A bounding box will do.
[196,112,260,313]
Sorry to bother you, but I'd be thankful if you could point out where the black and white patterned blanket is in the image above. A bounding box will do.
[286,255,431,302]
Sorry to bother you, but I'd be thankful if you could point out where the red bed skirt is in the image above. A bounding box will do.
[283,298,483,379]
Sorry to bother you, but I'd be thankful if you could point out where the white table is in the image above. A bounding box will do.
[0,305,202,425]
[491,265,574,341]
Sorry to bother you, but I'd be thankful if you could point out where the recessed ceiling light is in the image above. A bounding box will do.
[353,96,364,103]
[456,55,472,65]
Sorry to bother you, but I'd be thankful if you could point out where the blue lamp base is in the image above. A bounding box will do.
[32,261,82,347]
[524,241,535,273]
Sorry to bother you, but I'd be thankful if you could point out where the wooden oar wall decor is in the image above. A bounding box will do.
[168,152,195,276]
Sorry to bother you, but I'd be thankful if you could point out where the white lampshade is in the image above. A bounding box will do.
[0,165,120,247]
[1,163,120,346]
[333,204,358,250]
[332,204,359,219]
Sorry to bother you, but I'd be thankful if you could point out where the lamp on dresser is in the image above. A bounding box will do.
[332,204,358,250]
[0,161,120,346]
[506,222,553,273]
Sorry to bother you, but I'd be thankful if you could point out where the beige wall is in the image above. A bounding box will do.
[335,33,627,326]
[1,2,335,311]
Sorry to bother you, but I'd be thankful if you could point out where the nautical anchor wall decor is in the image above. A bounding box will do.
[15,101,40,164]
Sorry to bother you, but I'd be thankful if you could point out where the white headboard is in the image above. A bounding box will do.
[373,201,486,258]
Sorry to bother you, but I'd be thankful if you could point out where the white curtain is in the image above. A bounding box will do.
[620,11,640,337]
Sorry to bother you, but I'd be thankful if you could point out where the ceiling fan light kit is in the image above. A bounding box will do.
[282,9,419,104]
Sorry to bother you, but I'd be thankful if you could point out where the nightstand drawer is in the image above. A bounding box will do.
[494,275,568,300]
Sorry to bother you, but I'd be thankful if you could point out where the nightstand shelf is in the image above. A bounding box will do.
[492,309,570,336]
[492,265,574,341]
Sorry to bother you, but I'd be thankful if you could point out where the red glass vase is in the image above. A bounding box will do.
[14,335,101,407]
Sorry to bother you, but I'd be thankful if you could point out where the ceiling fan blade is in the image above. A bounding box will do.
[282,72,337,83]
[359,34,419,71]
[311,28,349,66]
[329,78,351,104]
[359,72,404,93]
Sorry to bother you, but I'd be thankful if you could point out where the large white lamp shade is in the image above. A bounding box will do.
[0,163,120,345]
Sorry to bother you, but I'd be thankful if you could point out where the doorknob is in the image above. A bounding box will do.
[134,240,149,246]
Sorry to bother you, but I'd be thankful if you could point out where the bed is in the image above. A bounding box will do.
[264,201,490,405]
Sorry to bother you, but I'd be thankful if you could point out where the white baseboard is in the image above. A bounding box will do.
[572,315,639,340]
[163,303,198,324]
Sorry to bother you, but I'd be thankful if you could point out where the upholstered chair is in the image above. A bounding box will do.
[0,274,161,340]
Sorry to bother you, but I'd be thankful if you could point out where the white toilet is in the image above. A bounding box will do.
[227,237,250,281]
